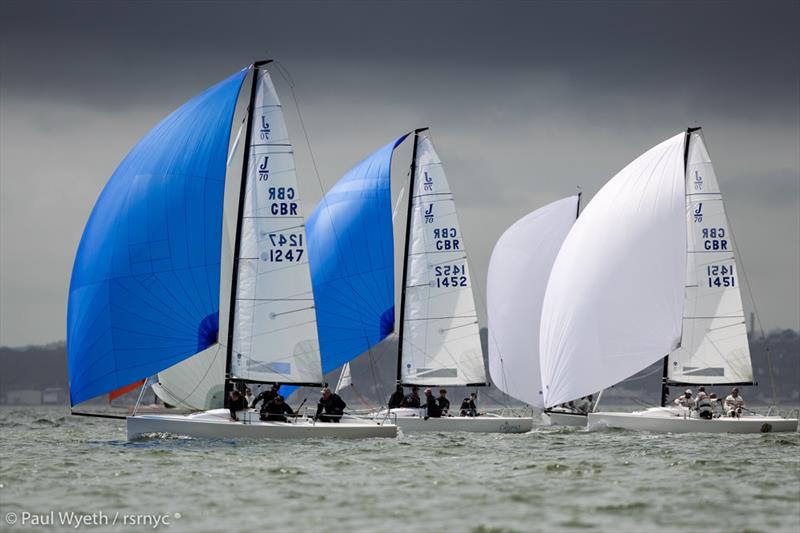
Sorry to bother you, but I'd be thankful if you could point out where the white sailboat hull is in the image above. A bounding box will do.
[127,409,397,441]
[588,408,798,434]
[542,410,588,428]
[373,408,532,433]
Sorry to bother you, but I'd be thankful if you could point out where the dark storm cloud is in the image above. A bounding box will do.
[2,0,797,111]
[1,0,798,345]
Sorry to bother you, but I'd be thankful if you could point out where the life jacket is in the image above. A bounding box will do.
[697,397,713,415]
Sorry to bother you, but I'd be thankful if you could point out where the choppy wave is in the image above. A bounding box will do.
[0,406,798,532]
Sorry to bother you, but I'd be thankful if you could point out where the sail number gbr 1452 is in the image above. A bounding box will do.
[261,233,304,263]
[433,264,467,288]
[707,264,735,288]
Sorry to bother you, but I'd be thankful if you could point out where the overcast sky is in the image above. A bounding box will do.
[1,0,798,346]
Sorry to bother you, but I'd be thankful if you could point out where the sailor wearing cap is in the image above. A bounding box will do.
[316,387,347,423]
[673,388,696,409]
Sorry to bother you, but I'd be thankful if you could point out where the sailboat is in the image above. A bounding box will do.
[308,127,532,432]
[486,195,586,427]
[67,61,396,440]
[539,127,798,434]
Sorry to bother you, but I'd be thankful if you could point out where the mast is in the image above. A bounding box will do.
[660,125,701,407]
[225,60,272,399]
[396,127,428,383]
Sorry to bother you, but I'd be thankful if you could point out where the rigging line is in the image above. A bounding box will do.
[437,321,479,332]
[618,363,665,383]
[719,196,778,404]
[487,329,513,409]
[270,306,315,318]
[272,61,324,197]
[392,186,406,222]
[227,115,248,166]
[270,61,392,351]
[365,339,385,407]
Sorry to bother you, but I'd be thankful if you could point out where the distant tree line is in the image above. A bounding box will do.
[1,328,797,406]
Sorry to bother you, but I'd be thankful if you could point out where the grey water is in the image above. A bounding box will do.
[0,407,798,532]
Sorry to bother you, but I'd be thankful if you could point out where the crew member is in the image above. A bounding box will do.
[437,389,450,415]
[244,387,254,407]
[696,386,707,402]
[260,395,295,423]
[388,385,405,409]
[316,387,347,423]
[674,389,695,409]
[460,393,478,417]
[228,389,247,422]
[696,393,714,420]
[573,395,592,415]
[423,388,442,418]
[725,387,745,417]
[251,383,280,411]
[405,386,421,408]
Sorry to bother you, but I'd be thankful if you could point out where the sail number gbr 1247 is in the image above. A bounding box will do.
[261,232,304,263]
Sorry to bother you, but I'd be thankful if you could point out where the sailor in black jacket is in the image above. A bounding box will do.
[316,387,346,423]
[260,396,295,422]
[228,389,247,421]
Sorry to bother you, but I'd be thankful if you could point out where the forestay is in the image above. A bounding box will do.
[487,196,579,408]
[307,135,408,375]
[399,132,485,386]
[229,69,323,384]
[540,133,687,407]
[667,130,752,384]
[67,68,247,406]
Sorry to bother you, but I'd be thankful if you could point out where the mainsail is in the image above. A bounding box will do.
[666,129,753,385]
[487,195,579,408]
[67,68,248,406]
[227,68,323,385]
[539,133,687,408]
[398,131,485,386]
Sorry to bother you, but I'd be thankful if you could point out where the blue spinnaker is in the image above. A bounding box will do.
[67,68,248,406]
[306,135,409,377]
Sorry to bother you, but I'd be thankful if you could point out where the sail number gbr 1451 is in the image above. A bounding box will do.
[707,264,735,288]
[261,233,304,263]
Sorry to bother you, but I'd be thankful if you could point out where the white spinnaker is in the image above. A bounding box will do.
[230,69,323,384]
[399,132,486,386]
[335,362,352,393]
[540,132,687,407]
[667,130,752,384]
[487,196,579,408]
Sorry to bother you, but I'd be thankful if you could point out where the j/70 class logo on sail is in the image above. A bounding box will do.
[258,156,269,181]
[260,115,270,140]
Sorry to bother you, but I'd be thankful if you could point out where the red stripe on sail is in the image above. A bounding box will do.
[108,379,145,402]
